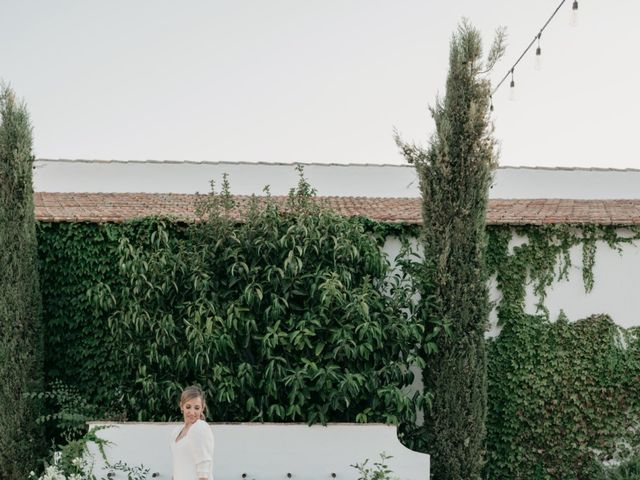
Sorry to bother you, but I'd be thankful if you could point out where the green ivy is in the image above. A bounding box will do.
[37,219,192,413]
[485,224,640,480]
[486,225,640,324]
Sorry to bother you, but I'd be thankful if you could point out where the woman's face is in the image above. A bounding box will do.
[181,396,204,425]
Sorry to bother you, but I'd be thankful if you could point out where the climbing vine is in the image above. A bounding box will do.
[486,224,640,323]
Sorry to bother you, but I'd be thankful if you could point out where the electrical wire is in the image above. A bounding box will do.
[491,0,574,97]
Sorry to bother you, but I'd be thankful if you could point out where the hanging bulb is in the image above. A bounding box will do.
[509,70,516,101]
[570,0,579,26]
[535,33,542,70]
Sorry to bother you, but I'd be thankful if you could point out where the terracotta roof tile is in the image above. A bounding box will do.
[33,193,640,225]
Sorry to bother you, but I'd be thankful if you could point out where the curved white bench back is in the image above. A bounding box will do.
[86,422,429,480]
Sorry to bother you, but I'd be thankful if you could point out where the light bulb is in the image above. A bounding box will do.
[509,79,516,101]
[535,46,542,71]
[570,0,579,26]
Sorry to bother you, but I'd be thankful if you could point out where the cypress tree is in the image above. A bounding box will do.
[396,21,505,479]
[0,85,44,478]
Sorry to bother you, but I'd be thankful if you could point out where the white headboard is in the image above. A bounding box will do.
[86,422,429,480]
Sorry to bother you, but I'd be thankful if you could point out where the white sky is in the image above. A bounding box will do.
[1,0,638,168]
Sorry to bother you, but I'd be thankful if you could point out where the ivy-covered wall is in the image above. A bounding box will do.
[36,219,640,479]
[485,224,640,479]
[488,225,640,331]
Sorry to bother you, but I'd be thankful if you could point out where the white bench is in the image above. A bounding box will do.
[86,422,429,480]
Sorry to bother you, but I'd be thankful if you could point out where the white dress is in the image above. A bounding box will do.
[170,420,215,480]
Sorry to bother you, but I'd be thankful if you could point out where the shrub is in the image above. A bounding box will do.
[598,453,640,480]
[0,85,45,478]
[352,452,399,480]
[25,380,104,446]
[88,171,429,431]
[395,21,504,479]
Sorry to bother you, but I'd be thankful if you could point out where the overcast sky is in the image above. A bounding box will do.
[1,1,638,168]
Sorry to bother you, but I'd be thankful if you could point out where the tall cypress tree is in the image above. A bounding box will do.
[0,85,44,478]
[396,21,504,479]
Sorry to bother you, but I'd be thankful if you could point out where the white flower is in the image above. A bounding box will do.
[42,465,63,480]
[71,457,84,468]
[44,465,57,476]
[69,474,82,480]
[52,452,62,466]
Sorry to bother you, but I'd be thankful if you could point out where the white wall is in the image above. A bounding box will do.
[382,233,640,337]
[34,160,420,196]
[34,160,640,199]
[86,422,429,480]
[493,167,640,200]
[487,231,640,336]
[522,233,640,329]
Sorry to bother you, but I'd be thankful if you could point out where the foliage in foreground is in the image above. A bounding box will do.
[31,426,148,480]
[395,20,505,480]
[598,453,640,480]
[0,85,45,478]
[351,452,399,480]
[87,171,430,434]
[25,380,104,449]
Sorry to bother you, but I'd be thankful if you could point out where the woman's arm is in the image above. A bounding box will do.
[191,421,215,479]
[196,460,211,480]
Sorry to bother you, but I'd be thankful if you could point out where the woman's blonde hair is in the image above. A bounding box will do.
[180,385,207,420]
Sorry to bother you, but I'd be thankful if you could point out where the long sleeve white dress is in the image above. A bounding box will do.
[170,420,215,480]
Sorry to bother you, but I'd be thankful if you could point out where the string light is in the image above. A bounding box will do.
[509,69,516,101]
[491,0,580,110]
[571,0,579,26]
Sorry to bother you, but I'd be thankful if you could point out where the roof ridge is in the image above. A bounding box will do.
[34,159,640,172]
[33,192,640,202]
[34,159,415,168]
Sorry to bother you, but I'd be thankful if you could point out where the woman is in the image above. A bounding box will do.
[170,386,215,480]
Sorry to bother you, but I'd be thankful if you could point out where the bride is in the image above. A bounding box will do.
[170,386,215,480]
